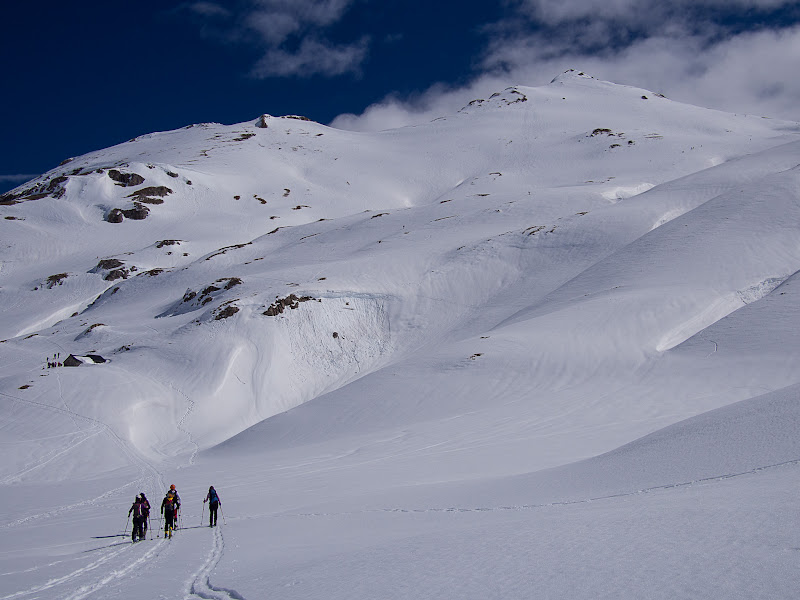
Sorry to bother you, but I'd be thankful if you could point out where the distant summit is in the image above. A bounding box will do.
[549,68,598,83]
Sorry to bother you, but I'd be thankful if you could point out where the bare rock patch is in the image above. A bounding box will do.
[214,303,240,320]
[108,170,145,187]
[263,294,315,316]
[106,202,150,222]
[46,273,69,288]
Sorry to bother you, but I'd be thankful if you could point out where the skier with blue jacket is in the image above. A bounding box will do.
[204,486,222,527]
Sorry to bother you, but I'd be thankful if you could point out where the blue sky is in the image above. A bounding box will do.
[2,0,799,194]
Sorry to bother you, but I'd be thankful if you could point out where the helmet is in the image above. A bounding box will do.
[170,484,176,490]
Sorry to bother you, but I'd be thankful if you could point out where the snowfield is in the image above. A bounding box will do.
[1,71,800,599]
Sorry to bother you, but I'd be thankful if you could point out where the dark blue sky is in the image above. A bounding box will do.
[1,1,503,193]
[3,1,799,194]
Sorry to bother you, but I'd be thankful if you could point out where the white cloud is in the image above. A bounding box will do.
[245,0,355,44]
[330,78,511,131]
[479,24,800,121]
[249,0,354,25]
[188,2,230,18]
[651,26,800,119]
[0,174,38,183]
[187,0,366,77]
[510,0,796,26]
[245,10,302,46]
[332,3,800,131]
[251,37,369,78]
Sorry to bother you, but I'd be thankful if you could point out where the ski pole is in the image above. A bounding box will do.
[123,514,130,535]
[201,500,205,526]
[220,505,227,525]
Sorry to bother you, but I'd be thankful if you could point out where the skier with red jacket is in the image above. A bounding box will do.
[161,485,180,538]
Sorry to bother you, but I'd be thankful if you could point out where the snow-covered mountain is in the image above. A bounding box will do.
[2,71,799,599]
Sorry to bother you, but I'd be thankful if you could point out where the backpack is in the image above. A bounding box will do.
[132,502,143,518]
[164,497,175,513]
[209,489,219,504]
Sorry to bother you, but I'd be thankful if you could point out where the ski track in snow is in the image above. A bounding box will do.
[186,526,246,600]
[0,464,174,599]
[0,557,81,578]
[0,544,131,600]
[5,456,790,600]
[173,382,200,466]
[0,425,105,485]
[60,541,165,600]
[2,478,143,529]
[0,388,166,529]
[55,370,81,431]
[3,499,235,600]
[0,389,177,600]
[274,455,800,520]
[0,481,171,597]
[0,387,233,600]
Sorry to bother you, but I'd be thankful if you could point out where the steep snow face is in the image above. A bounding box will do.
[1,72,799,461]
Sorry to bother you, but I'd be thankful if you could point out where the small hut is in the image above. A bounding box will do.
[63,354,107,366]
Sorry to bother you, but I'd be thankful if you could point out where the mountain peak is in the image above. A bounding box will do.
[1,67,798,455]
[549,68,598,84]
[458,86,530,112]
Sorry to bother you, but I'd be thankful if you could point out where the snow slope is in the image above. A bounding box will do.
[1,71,800,599]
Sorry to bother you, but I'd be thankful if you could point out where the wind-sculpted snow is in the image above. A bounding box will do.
[378,382,800,510]
[2,72,800,599]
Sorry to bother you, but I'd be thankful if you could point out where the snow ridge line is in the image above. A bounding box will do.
[280,456,800,519]
[186,526,246,600]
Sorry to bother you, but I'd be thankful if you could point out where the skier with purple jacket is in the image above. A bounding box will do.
[128,495,145,542]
